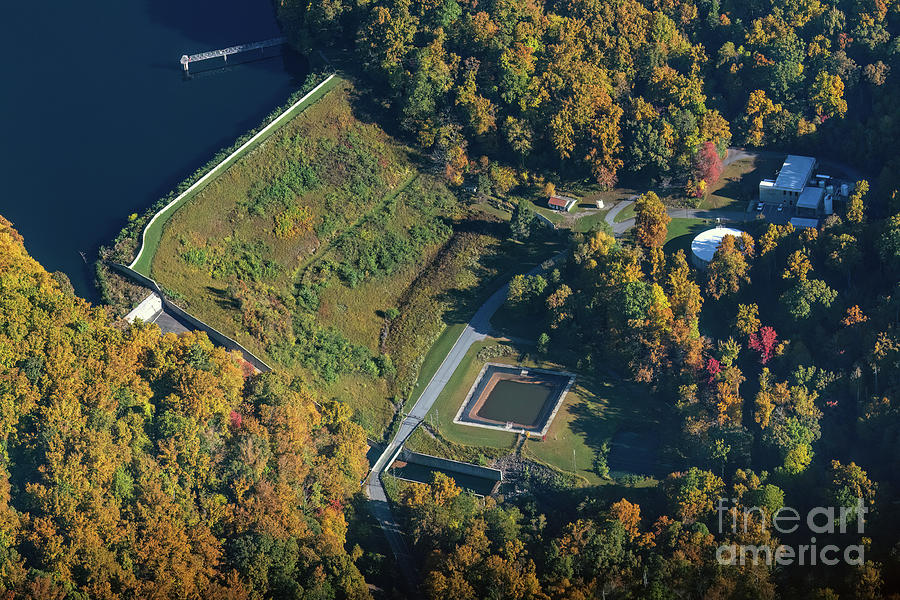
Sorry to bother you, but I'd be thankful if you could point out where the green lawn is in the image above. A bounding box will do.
[662,218,710,257]
[573,210,611,233]
[527,199,566,224]
[476,203,513,221]
[403,323,466,413]
[613,202,636,223]
[666,217,710,241]
[523,371,664,485]
[415,337,674,485]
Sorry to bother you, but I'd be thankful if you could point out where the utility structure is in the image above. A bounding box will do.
[180,36,287,73]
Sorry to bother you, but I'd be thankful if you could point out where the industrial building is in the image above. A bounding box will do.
[759,155,817,205]
[758,155,837,225]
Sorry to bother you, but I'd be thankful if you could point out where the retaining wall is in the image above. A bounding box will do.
[534,212,556,229]
[108,262,272,372]
[396,448,503,482]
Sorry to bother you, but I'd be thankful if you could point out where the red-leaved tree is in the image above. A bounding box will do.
[691,142,723,198]
[748,326,778,364]
[706,357,722,383]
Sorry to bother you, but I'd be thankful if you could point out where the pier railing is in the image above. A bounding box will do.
[180,37,287,72]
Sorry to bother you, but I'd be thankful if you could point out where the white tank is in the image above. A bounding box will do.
[841,183,849,197]
[691,227,745,268]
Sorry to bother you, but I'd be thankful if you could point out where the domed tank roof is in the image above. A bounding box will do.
[690,227,745,264]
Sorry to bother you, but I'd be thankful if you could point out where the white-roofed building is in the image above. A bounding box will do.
[796,186,824,218]
[758,154,829,225]
[759,155,818,206]
[690,227,745,268]
[775,155,816,192]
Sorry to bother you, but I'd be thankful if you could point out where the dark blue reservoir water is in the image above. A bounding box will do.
[0,0,304,299]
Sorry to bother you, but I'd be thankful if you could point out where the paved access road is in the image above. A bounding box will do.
[607,205,752,235]
[603,196,638,234]
[365,252,563,591]
[602,148,762,236]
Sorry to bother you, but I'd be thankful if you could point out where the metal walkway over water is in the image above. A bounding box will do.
[180,37,287,72]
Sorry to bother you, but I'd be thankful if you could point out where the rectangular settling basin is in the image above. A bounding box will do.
[389,461,499,496]
[454,363,575,436]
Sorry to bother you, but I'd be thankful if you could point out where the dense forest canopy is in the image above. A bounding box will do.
[270,0,900,596]
[376,180,900,598]
[279,0,900,191]
[0,216,371,599]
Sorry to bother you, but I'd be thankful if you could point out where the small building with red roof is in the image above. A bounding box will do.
[547,195,577,212]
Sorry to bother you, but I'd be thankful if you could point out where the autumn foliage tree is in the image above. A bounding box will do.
[748,326,778,364]
[662,468,725,523]
[741,90,789,147]
[848,180,869,225]
[829,460,877,523]
[811,72,848,120]
[706,234,755,300]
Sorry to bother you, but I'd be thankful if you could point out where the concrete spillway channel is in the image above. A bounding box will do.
[387,448,503,497]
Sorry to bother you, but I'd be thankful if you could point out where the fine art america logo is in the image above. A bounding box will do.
[715,498,867,566]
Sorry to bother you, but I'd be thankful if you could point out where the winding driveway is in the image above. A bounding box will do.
[365,253,563,591]
[603,196,638,233]
[607,205,752,235]
[602,148,773,235]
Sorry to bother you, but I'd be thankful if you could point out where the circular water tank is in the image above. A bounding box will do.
[690,227,745,268]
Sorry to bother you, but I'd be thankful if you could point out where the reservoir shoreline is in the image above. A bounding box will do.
[103,70,331,277]
[0,0,305,300]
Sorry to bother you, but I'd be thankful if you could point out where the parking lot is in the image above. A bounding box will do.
[753,201,794,225]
